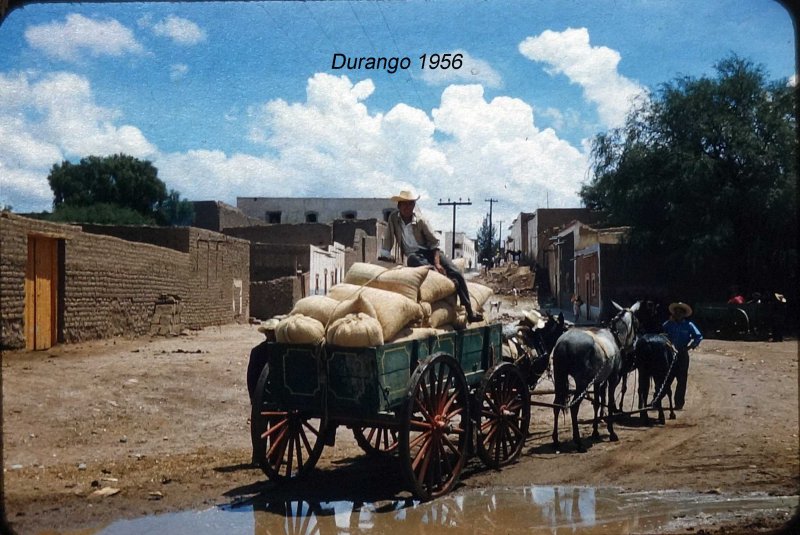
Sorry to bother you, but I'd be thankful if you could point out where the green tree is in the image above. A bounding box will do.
[476,216,498,265]
[581,55,796,299]
[46,154,193,226]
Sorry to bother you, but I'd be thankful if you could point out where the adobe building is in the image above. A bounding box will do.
[0,212,250,350]
[223,218,386,319]
[236,197,396,224]
[547,220,661,321]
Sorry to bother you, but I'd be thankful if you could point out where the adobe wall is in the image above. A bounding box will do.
[224,223,332,248]
[250,243,310,281]
[250,276,302,320]
[192,201,264,232]
[0,213,250,349]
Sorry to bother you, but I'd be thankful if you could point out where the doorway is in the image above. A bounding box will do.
[25,236,61,350]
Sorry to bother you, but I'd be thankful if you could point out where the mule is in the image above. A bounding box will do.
[508,312,567,388]
[632,333,678,425]
[551,301,640,452]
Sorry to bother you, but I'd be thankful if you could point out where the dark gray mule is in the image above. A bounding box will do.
[551,301,640,452]
[632,333,678,425]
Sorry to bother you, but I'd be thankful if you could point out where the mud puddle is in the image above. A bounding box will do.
[61,486,797,534]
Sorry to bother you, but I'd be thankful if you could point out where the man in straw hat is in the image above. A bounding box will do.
[380,189,484,323]
[662,302,703,410]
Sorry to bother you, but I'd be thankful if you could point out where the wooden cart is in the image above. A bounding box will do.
[250,323,530,500]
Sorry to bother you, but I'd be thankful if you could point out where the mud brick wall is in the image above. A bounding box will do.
[192,201,263,232]
[62,231,189,341]
[249,243,310,282]
[184,228,250,327]
[250,277,302,320]
[0,213,250,349]
[224,223,332,248]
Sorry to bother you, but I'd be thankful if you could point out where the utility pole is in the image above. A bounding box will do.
[485,198,498,255]
[498,220,503,256]
[438,197,472,258]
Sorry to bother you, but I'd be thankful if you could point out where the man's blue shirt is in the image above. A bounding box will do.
[662,319,703,349]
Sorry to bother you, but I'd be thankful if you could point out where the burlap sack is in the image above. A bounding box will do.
[328,283,423,341]
[467,282,494,312]
[290,295,340,325]
[452,257,466,273]
[391,327,443,343]
[343,262,387,285]
[427,300,459,329]
[326,313,384,347]
[328,294,377,326]
[345,263,428,301]
[275,314,325,345]
[419,270,457,303]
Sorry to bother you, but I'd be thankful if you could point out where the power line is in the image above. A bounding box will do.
[438,197,472,259]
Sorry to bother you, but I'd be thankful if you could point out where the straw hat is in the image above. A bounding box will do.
[390,190,420,203]
[668,302,693,318]
[521,309,546,329]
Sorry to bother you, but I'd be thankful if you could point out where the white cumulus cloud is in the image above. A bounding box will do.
[152,16,207,46]
[419,50,503,89]
[24,14,144,62]
[0,71,157,211]
[519,27,646,128]
[2,70,588,234]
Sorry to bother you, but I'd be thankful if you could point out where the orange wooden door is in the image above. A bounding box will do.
[25,237,59,350]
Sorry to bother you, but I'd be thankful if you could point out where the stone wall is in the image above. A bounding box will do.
[0,213,250,349]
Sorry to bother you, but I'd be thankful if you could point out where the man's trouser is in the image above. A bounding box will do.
[406,248,475,317]
[673,347,690,409]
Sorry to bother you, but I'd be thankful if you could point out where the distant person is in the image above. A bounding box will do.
[662,302,703,410]
[379,189,484,323]
[511,286,519,307]
[571,294,583,322]
[727,287,745,305]
[770,293,787,342]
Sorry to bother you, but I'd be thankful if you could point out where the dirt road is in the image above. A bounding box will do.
[2,302,798,534]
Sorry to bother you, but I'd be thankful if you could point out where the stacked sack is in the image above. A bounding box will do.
[266,262,494,348]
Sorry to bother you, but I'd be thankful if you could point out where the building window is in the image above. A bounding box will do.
[266,211,281,224]
[305,211,318,223]
[341,210,357,220]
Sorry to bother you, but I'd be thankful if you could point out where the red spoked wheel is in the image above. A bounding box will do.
[399,352,470,500]
[352,425,399,457]
[252,366,326,481]
[476,362,530,468]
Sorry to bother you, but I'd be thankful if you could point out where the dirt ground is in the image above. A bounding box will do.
[2,294,798,534]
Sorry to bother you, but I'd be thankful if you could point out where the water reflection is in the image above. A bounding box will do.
[67,486,797,534]
[245,487,795,535]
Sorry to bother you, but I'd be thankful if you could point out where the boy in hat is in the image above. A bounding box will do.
[662,302,703,410]
[380,189,484,323]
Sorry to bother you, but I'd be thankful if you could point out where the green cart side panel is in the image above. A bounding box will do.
[487,323,502,368]
[269,344,323,410]
[327,348,380,416]
[459,327,486,386]
[326,339,417,416]
[429,330,457,358]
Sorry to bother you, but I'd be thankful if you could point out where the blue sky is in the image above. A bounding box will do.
[0,0,794,234]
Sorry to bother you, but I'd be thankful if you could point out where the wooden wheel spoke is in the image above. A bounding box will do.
[411,434,433,472]
[409,429,432,451]
[414,395,436,424]
[409,418,433,432]
[301,419,321,438]
[261,418,288,440]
